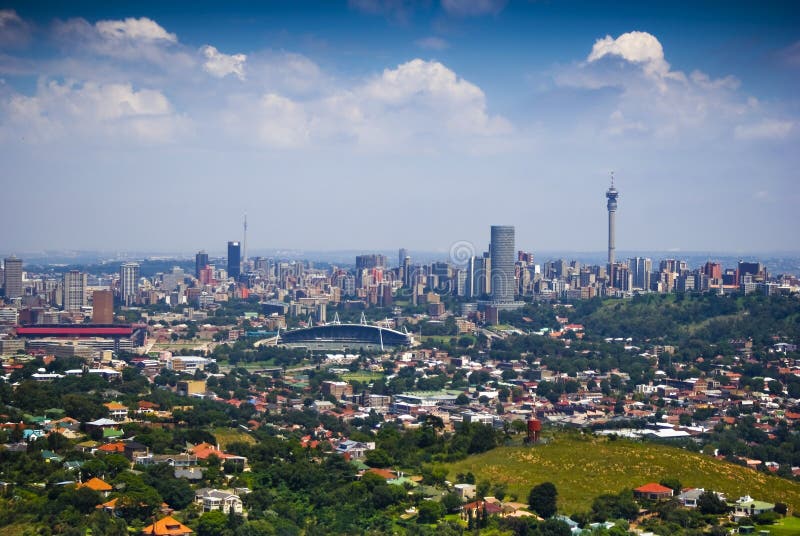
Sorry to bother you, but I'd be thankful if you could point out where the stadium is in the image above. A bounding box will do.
[278,323,413,352]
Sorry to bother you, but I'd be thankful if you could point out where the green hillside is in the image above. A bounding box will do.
[445,434,800,514]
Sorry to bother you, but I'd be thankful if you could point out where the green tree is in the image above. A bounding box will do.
[197,510,231,536]
[417,500,444,524]
[528,482,558,518]
[537,518,571,536]
[697,490,729,515]
[467,424,497,454]
[441,492,463,514]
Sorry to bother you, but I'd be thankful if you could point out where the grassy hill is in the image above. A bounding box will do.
[445,434,800,514]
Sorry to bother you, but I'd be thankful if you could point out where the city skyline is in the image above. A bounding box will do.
[0,1,798,253]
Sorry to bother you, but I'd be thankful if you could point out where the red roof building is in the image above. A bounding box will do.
[633,483,674,500]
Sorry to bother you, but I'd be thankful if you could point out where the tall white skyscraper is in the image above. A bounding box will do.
[490,225,515,303]
[120,262,140,306]
[63,270,87,311]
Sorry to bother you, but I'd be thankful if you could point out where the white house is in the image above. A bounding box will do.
[194,488,244,514]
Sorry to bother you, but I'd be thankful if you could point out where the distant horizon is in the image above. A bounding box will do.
[6,247,800,264]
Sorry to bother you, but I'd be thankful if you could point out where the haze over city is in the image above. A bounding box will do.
[0,1,798,254]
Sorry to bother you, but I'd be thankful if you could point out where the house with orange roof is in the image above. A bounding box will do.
[141,516,193,535]
[189,442,247,466]
[104,402,129,422]
[97,441,126,454]
[96,497,118,513]
[79,477,113,497]
[365,468,395,480]
[633,483,674,501]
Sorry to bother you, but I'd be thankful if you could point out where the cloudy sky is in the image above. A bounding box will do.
[1,0,798,255]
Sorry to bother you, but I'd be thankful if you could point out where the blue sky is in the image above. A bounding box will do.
[0,1,798,255]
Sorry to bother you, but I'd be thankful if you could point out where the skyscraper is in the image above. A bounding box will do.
[2,256,23,299]
[120,262,140,306]
[398,248,408,268]
[92,289,114,324]
[629,257,652,291]
[63,270,87,311]
[490,225,515,303]
[195,250,209,279]
[227,241,241,279]
[606,174,619,268]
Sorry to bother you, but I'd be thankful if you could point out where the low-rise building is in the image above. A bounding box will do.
[194,488,244,514]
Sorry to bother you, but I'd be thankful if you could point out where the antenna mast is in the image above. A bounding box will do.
[243,213,248,266]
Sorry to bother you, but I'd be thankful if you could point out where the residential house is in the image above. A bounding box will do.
[189,442,247,467]
[78,477,113,498]
[336,439,375,460]
[104,402,128,421]
[678,488,726,508]
[731,495,775,520]
[194,488,244,514]
[141,516,193,535]
[633,483,674,501]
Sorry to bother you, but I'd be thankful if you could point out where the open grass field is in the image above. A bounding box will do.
[212,427,256,449]
[339,371,385,382]
[444,434,800,514]
[757,516,800,535]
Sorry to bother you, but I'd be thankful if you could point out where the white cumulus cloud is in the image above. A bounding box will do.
[220,58,511,150]
[551,30,788,141]
[53,16,193,70]
[202,45,246,80]
[587,31,676,81]
[1,79,186,143]
[95,17,177,43]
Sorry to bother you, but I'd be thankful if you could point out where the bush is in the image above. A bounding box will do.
[753,511,781,525]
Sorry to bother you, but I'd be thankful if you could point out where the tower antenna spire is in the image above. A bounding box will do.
[610,170,615,188]
[243,212,248,265]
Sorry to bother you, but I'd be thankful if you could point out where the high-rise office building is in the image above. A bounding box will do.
[195,251,209,279]
[63,270,87,311]
[490,225,515,303]
[629,257,652,290]
[92,289,114,324]
[2,256,23,299]
[120,262,140,306]
[702,262,722,281]
[227,241,241,279]
[402,256,412,288]
[606,175,619,268]
[398,248,408,268]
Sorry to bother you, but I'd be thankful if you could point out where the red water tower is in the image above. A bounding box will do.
[527,419,541,444]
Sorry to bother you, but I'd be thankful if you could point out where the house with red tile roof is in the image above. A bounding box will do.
[633,483,674,500]
[141,516,193,535]
[189,443,247,466]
